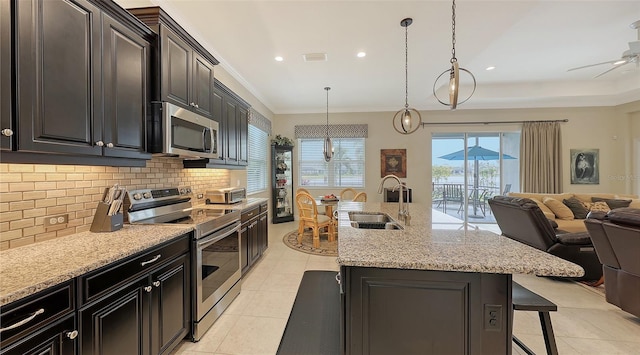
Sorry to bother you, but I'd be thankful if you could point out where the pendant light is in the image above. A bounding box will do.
[393,18,422,135]
[433,0,476,110]
[323,87,333,162]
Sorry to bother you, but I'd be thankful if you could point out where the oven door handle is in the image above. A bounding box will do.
[197,222,240,249]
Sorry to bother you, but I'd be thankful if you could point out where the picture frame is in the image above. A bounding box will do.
[380,149,407,178]
[570,149,599,184]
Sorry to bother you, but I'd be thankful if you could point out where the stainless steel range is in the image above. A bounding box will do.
[125,187,242,342]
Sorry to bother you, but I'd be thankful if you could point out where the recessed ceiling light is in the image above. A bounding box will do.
[357,52,366,58]
[275,56,284,62]
[485,66,495,71]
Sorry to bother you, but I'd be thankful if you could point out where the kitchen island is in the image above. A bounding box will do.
[336,202,583,354]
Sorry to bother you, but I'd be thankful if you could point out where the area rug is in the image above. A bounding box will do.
[282,229,338,256]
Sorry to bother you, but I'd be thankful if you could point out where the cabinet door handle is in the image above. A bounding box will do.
[1,129,13,137]
[190,102,196,107]
[66,330,78,339]
[153,281,161,287]
[96,141,104,147]
[144,286,153,293]
[0,308,44,332]
[106,142,114,148]
[140,254,161,266]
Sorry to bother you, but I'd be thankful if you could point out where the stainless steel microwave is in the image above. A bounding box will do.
[150,102,219,159]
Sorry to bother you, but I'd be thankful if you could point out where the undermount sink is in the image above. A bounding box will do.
[348,212,404,230]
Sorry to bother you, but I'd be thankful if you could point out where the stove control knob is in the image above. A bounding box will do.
[132,193,142,200]
[143,192,151,199]
[186,187,192,193]
[180,188,186,195]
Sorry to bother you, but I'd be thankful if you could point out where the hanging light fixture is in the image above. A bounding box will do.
[323,87,333,162]
[433,0,476,110]
[393,18,422,135]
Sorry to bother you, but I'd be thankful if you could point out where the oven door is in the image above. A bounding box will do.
[163,102,219,159]
[194,221,241,320]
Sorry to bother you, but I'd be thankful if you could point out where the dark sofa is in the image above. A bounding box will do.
[488,196,603,281]
[585,208,640,317]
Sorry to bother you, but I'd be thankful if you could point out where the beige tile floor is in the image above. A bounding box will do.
[172,221,640,355]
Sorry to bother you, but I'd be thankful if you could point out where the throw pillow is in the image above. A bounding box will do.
[590,201,611,213]
[591,197,632,209]
[563,196,590,219]
[529,198,555,218]
[543,197,574,220]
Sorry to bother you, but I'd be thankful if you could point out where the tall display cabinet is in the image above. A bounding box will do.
[272,144,294,223]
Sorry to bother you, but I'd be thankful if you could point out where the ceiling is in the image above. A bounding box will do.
[114,0,640,114]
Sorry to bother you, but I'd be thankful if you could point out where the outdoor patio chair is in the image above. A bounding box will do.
[441,184,464,213]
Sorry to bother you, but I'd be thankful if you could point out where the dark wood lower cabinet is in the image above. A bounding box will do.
[150,255,190,355]
[78,254,189,355]
[341,266,512,355]
[240,203,269,274]
[0,315,76,355]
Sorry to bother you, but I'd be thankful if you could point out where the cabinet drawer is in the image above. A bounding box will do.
[259,203,268,214]
[0,281,74,347]
[78,234,190,305]
[0,313,76,355]
[241,206,259,223]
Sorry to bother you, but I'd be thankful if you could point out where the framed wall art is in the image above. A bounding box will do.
[380,149,407,178]
[570,149,599,184]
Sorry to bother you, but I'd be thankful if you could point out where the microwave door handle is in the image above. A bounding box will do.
[202,128,213,154]
[202,128,208,153]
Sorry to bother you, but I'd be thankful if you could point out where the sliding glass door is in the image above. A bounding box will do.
[432,132,519,226]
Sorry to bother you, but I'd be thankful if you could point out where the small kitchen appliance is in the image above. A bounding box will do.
[205,187,246,204]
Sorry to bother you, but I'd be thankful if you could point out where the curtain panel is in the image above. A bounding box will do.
[520,121,562,193]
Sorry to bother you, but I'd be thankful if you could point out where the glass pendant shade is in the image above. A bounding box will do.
[323,86,333,162]
[323,137,333,162]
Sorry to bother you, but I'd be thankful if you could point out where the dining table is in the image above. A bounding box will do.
[315,197,340,220]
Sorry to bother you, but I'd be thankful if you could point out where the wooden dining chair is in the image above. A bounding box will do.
[352,192,367,202]
[296,192,336,248]
[296,187,310,195]
[339,188,357,201]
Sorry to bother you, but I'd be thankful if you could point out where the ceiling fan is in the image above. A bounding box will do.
[568,20,640,78]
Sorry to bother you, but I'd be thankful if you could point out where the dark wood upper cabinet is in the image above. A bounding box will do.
[102,13,151,159]
[0,0,12,151]
[128,7,217,120]
[12,0,152,161]
[16,0,102,156]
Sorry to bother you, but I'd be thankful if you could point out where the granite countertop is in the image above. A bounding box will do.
[336,202,585,278]
[0,224,193,306]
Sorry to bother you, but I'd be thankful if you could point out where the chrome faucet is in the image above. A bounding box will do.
[377,174,411,226]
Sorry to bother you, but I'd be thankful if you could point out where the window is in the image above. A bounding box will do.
[247,124,268,194]
[298,138,365,188]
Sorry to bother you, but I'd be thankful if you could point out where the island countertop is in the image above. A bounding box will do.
[336,202,584,277]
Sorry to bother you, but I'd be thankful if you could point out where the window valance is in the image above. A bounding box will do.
[249,108,271,135]
[294,124,368,139]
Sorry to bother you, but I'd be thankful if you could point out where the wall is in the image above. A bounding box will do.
[273,102,640,205]
[0,157,230,250]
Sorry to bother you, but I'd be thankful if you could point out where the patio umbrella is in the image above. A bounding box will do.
[438,145,516,217]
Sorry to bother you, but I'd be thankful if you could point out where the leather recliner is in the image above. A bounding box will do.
[585,208,640,317]
[488,196,603,281]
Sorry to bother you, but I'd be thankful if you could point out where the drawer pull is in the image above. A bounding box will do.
[140,254,161,267]
[66,330,78,339]
[0,308,44,332]
[153,281,161,287]
[144,286,153,293]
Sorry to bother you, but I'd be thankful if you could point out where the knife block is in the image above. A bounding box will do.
[90,202,123,232]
